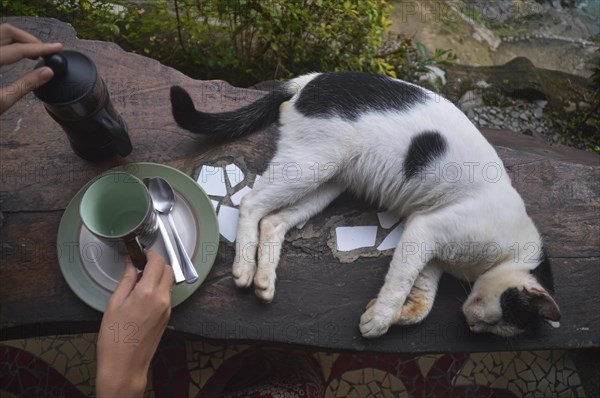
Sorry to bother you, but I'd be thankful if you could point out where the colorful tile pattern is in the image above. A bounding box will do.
[0,334,588,397]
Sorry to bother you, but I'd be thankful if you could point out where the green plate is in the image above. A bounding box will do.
[57,162,219,312]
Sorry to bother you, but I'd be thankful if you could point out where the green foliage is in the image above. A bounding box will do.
[1,0,455,87]
[551,110,599,154]
[179,0,391,83]
[589,49,600,99]
[168,0,455,85]
[0,1,136,40]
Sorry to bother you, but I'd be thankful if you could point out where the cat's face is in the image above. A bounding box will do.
[462,267,561,337]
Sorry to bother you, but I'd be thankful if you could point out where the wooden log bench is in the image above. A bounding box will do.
[1,19,598,387]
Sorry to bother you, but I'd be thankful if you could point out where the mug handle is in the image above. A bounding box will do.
[97,108,132,157]
[125,236,147,270]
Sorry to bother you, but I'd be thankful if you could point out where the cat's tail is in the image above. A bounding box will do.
[170,84,294,138]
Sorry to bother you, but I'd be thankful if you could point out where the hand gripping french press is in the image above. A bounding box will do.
[33,51,132,161]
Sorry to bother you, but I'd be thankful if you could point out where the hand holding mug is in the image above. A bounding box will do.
[96,251,174,398]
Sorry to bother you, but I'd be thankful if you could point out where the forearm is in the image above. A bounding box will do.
[96,367,147,398]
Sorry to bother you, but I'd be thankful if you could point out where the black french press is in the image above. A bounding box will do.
[33,51,132,161]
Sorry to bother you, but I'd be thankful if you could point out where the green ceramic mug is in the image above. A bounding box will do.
[80,172,158,269]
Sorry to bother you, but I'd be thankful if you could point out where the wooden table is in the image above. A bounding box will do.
[1,17,599,355]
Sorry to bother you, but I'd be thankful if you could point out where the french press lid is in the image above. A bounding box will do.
[34,51,98,105]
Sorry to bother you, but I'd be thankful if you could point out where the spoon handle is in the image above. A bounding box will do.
[167,213,199,283]
[157,214,185,283]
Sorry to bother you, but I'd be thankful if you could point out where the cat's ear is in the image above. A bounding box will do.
[525,285,561,325]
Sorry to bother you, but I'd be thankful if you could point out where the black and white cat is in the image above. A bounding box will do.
[170,71,561,338]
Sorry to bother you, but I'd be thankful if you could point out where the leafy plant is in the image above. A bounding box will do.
[168,0,399,85]
[1,0,456,87]
[589,50,600,99]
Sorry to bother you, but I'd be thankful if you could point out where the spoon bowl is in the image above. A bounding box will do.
[145,177,199,284]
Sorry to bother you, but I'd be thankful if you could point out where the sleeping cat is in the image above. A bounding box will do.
[170,71,561,338]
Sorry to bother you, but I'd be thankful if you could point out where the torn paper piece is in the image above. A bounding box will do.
[197,166,227,196]
[225,163,245,188]
[210,200,219,211]
[253,175,262,188]
[377,224,403,251]
[377,210,401,229]
[218,205,239,243]
[335,226,377,251]
[231,186,252,206]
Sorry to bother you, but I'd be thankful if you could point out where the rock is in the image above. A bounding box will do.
[578,101,592,111]
[552,133,561,143]
[447,2,502,48]
[458,90,484,112]
[470,24,502,49]
[564,101,577,113]
[444,57,592,116]
[419,65,447,87]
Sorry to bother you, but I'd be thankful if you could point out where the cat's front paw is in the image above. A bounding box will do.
[359,302,393,338]
[254,267,276,303]
[232,259,257,288]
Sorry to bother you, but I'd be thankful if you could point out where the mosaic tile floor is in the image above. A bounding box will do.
[0,333,587,397]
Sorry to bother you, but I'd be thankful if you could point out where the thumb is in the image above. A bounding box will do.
[108,257,139,307]
[0,67,53,114]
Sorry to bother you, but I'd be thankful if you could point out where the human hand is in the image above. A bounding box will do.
[0,23,63,114]
[96,250,174,398]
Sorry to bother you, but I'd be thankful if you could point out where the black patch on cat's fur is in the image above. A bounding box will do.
[170,85,293,138]
[403,131,447,179]
[530,246,554,294]
[295,71,427,120]
[501,287,544,330]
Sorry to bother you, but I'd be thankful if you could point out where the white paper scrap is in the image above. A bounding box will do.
[225,163,245,188]
[253,174,262,187]
[210,200,219,211]
[197,166,227,196]
[377,210,401,229]
[218,205,239,243]
[335,226,378,251]
[377,224,403,251]
[231,186,252,206]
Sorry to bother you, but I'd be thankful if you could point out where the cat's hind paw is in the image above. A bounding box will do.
[393,297,432,325]
[359,304,392,338]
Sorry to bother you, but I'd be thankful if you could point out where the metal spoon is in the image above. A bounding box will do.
[145,177,199,284]
[143,178,185,284]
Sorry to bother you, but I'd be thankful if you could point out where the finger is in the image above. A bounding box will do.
[0,42,63,65]
[138,249,166,288]
[0,67,53,114]
[108,257,139,307]
[160,261,175,292]
[0,24,42,46]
